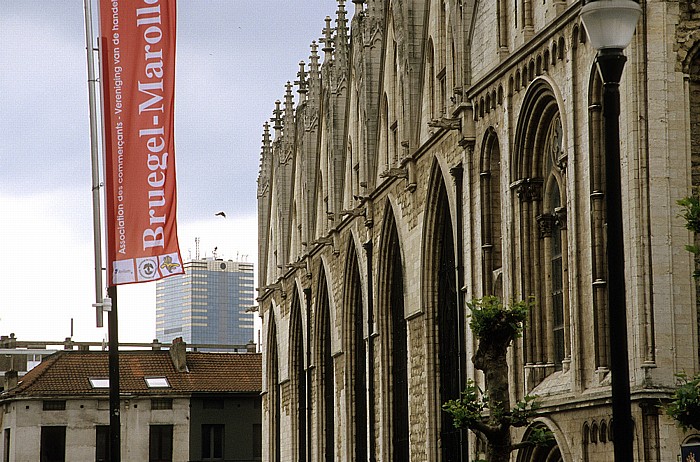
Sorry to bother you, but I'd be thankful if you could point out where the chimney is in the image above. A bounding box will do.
[169,337,188,372]
[4,370,19,391]
[246,340,257,353]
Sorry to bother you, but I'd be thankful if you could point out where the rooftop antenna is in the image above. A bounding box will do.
[195,237,200,260]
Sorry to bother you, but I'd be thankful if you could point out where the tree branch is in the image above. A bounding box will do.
[468,420,500,440]
[510,440,536,451]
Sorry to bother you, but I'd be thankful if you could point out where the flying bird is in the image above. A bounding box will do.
[215,211,226,218]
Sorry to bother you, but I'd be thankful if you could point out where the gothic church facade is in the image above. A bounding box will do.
[257,1,700,460]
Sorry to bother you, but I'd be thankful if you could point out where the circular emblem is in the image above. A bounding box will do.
[138,259,157,279]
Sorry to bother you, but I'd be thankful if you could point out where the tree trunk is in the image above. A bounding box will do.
[474,335,512,462]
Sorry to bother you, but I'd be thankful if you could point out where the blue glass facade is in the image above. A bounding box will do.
[156,259,255,347]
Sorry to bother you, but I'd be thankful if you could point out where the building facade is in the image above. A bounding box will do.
[257,0,700,461]
[0,342,262,462]
[156,259,255,347]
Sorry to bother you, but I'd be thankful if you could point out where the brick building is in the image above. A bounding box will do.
[256,0,700,460]
[0,342,262,461]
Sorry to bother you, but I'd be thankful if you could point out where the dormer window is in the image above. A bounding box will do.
[88,378,110,389]
[144,377,170,388]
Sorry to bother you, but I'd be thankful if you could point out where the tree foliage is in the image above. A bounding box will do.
[678,196,700,277]
[668,198,700,430]
[666,372,700,431]
[442,297,553,461]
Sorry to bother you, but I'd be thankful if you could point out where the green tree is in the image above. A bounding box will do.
[666,198,700,430]
[442,296,552,461]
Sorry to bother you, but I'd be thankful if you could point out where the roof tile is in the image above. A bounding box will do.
[1,350,261,398]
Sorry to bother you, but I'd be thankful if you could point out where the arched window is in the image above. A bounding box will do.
[588,69,610,373]
[344,244,367,461]
[548,182,565,369]
[266,315,281,462]
[481,129,503,298]
[427,40,436,120]
[290,295,307,462]
[316,270,335,462]
[436,178,466,461]
[516,423,563,462]
[381,94,390,174]
[513,81,570,388]
[379,209,409,461]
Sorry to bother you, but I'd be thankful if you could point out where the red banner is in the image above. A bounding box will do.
[100,0,183,285]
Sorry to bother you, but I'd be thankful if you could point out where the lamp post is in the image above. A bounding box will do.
[580,1,642,461]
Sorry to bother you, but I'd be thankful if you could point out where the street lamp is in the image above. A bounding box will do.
[580,1,642,461]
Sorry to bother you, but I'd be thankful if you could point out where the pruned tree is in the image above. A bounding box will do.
[442,296,552,461]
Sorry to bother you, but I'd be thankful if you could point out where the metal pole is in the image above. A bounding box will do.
[107,285,121,461]
[83,0,105,328]
[598,48,634,462]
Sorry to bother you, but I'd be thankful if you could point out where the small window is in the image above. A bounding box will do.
[144,377,170,388]
[42,400,66,411]
[89,378,110,388]
[151,398,173,410]
[4,428,10,462]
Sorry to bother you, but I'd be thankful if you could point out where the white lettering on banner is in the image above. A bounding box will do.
[136,0,169,251]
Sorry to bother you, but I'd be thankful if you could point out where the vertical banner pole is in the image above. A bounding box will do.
[83,0,104,328]
[107,285,121,461]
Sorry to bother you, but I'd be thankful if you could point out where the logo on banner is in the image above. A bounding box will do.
[159,254,181,274]
[113,260,136,285]
[137,257,160,281]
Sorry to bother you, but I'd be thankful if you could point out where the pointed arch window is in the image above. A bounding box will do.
[549,184,565,370]
[436,179,467,460]
[266,316,281,462]
[588,69,610,373]
[513,81,570,388]
[317,272,335,462]
[481,129,503,298]
[344,246,367,461]
[290,296,307,462]
[380,212,409,462]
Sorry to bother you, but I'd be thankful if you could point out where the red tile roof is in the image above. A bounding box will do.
[1,350,261,398]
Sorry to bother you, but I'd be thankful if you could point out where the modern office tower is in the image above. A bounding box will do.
[156,258,255,347]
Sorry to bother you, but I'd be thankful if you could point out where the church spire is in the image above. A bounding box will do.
[271,100,283,139]
[321,16,334,62]
[295,61,308,99]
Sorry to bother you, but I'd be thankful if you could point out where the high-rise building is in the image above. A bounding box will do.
[156,258,255,347]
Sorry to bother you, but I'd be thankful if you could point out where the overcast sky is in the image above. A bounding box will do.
[0,0,338,343]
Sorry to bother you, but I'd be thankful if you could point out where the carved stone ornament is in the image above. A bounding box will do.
[515,178,544,202]
[537,213,556,238]
[554,206,567,230]
[428,117,461,131]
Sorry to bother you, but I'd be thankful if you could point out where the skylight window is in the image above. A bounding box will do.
[89,378,110,388]
[144,377,170,388]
